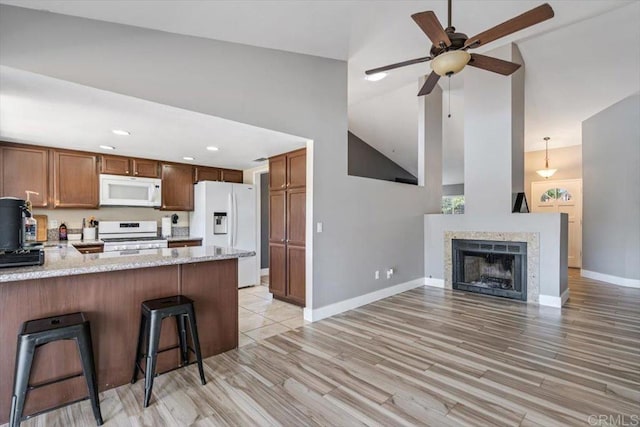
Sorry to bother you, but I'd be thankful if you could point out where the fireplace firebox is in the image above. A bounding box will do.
[452,239,527,301]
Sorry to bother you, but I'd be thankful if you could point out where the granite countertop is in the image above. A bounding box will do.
[0,245,255,283]
[42,237,203,246]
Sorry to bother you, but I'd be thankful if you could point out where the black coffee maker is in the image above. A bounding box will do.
[0,197,45,267]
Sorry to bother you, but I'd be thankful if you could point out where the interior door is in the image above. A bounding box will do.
[532,179,582,268]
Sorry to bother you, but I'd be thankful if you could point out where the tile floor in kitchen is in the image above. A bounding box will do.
[238,276,308,347]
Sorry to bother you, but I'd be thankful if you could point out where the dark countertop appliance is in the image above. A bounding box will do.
[0,197,44,268]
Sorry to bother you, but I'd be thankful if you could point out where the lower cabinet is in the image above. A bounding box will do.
[286,245,306,305]
[269,243,287,299]
[167,239,202,248]
[72,244,104,254]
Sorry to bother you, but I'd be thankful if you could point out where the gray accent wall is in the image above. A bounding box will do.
[347,131,417,184]
[582,93,640,280]
[0,5,434,311]
[260,173,269,270]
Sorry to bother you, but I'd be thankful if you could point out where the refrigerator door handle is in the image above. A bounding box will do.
[228,193,233,248]
[234,192,239,248]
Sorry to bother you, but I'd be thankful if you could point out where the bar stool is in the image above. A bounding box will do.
[9,312,103,427]
[131,295,206,407]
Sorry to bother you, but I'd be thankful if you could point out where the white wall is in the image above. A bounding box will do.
[0,5,434,312]
[425,44,568,300]
[582,93,640,282]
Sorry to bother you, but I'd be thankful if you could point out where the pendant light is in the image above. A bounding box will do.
[536,137,557,179]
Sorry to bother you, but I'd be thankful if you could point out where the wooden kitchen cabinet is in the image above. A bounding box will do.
[52,150,99,208]
[132,158,159,178]
[72,244,104,254]
[0,144,49,207]
[161,163,194,211]
[269,154,286,190]
[220,169,243,183]
[100,155,159,178]
[268,148,306,306]
[167,239,202,248]
[287,149,306,189]
[194,166,221,182]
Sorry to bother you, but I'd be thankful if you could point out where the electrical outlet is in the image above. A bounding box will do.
[375,270,379,280]
[386,268,394,279]
[316,222,323,233]
[50,219,58,228]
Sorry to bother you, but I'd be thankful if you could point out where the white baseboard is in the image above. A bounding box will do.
[260,268,269,276]
[303,278,426,322]
[425,277,445,288]
[581,269,640,288]
[538,288,569,308]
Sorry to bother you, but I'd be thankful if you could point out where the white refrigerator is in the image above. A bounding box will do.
[190,181,257,288]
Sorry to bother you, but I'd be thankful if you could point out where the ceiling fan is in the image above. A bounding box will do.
[365,0,554,96]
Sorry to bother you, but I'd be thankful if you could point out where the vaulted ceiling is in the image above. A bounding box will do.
[1,0,638,182]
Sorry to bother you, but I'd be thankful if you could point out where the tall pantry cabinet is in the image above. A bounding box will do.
[269,148,306,306]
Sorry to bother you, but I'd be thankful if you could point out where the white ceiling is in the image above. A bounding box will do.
[0,66,308,169]
[0,0,638,182]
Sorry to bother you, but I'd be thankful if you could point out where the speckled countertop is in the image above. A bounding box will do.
[0,245,254,283]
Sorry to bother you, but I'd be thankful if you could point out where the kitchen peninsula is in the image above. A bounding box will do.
[0,244,254,422]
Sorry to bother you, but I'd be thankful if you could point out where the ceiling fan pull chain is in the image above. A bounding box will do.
[448,76,452,118]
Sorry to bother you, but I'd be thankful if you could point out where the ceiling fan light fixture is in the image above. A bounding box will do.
[430,50,470,77]
[364,72,387,82]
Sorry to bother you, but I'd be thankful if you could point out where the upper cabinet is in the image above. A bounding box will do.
[269,149,305,190]
[287,149,306,189]
[220,168,243,183]
[100,155,159,178]
[0,144,49,207]
[194,166,220,182]
[161,163,194,211]
[269,155,286,190]
[52,150,99,208]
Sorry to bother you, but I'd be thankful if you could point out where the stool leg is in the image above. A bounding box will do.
[144,313,162,408]
[186,305,206,385]
[176,314,189,366]
[77,323,104,426]
[9,337,35,427]
[131,314,147,384]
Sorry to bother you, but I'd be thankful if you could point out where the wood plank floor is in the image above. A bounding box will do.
[6,270,640,426]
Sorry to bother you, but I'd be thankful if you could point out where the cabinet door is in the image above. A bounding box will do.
[100,155,131,175]
[269,155,286,190]
[194,167,220,182]
[0,145,49,207]
[52,150,99,208]
[132,159,159,178]
[269,243,287,298]
[220,169,243,183]
[286,245,305,305]
[269,190,286,243]
[286,188,306,247]
[167,239,202,248]
[287,149,306,189]
[161,163,194,211]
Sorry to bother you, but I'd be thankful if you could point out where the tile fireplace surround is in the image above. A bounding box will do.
[444,231,540,303]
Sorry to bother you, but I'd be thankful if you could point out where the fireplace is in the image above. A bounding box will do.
[452,239,527,301]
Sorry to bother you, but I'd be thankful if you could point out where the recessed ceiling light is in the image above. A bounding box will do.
[99,145,115,150]
[112,129,130,136]
[206,146,219,151]
[183,156,195,161]
[364,72,387,82]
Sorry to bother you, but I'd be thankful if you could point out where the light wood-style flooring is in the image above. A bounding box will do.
[7,270,640,426]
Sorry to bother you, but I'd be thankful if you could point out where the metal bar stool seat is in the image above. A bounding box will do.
[9,312,103,427]
[131,295,206,407]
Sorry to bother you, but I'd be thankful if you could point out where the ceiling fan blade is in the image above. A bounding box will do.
[464,3,554,49]
[411,11,451,47]
[468,53,521,76]
[365,56,432,75]
[418,72,440,96]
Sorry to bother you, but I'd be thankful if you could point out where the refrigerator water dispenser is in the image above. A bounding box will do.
[213,212,227,234]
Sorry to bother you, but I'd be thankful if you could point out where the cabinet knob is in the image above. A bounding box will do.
[125,170,130,174]
[281,239,285,242]
[281,184,285,188]
[134,171,139,175]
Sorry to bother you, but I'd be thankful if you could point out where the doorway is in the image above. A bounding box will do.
[531,179,583,268]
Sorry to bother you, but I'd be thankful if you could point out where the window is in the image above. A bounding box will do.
[442,196,465,214]
[540,188,572,203]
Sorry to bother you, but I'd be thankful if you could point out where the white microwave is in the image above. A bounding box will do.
[99,174,162,207]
